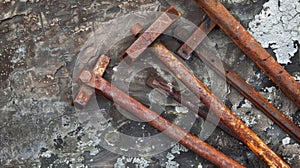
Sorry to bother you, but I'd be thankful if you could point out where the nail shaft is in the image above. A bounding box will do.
[120,6,181,64]
[196,44,300,145]
[83,73,244,168]
[146,74,239,140]
[152,42,290,168]
[175,20,300,144]
[193,0,300,108]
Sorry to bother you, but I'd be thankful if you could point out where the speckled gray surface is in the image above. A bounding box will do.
[0,0,299,167]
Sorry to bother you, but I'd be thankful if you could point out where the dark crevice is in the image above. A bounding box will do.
[0,13,25,25]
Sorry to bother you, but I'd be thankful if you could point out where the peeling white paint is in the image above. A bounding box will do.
[40,150,52,158]
[197,164,203,168]
[249,0,300,64]
[241,99,252,108]
[171,143,188,154]
[293,72,300,82]
[175,106,189,114]
[114,156,150,168]
[166,152,179,168]
[282,137,291,145]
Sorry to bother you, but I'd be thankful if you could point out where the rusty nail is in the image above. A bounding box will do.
[83,73,244,168]
[175,19,300,144]
[197,44,300,145]
[193,0,300,109]
[146,74,239,140]
[152,42,290,168]
[120,6,181,64]
[75,55,111,108]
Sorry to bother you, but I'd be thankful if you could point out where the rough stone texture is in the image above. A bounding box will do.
[0,0,299,168]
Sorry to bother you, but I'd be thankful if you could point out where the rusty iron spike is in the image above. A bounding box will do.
[120,6,181,64]
[152,42,290,168]
[175,17,300,144]
[193,0,300,109]
[76,54,243,166]
[74,55,111,107]
[82,71,245,168]
[196,45,300,145]
[146,74,240,140]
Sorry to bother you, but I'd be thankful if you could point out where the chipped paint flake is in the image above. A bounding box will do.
[282,137,291,145]
[114,156,150,168]
[249,0,300,64]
